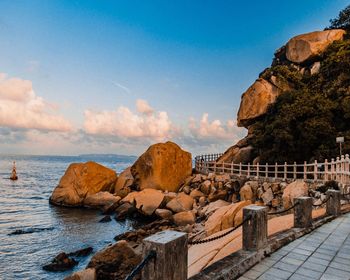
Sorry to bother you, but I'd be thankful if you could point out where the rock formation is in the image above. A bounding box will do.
[50,162,118,207]
[131,141,192,192]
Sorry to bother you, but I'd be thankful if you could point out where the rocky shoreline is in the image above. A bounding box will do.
[45,141,339,280]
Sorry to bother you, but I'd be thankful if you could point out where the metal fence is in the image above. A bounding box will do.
[194,154,350,186]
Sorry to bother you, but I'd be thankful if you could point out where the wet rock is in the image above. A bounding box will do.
[83,192,121,209]
[101,202,120,215]
[87,240,141,280]
[99,215,112,223]
[68,247,94,257]
[115,203,136,221]
[43,252,78,272]
[8,227,54,236]
[134,189,165,216]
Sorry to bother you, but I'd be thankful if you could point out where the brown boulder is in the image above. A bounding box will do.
[237,78,282,128]
[134,189,165,216]
[50,162,118,207]
[282,180,309,209]
[83,192,121,209]
[131,141,192,192]
[217,144,254,164]
[166,192,194,213]
[155,209,173,220]
[173,211,196,226]
[239,184,253,201]
[114,167,133,198]
[64,268,96,280]
[286,29,345,64]
[87,240,141,280]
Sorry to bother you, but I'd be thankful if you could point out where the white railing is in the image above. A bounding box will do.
[194,154,350,186]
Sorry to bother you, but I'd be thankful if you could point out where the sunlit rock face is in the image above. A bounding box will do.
[286,29,346,64]
[50,161,118,207]
[237,78,282,128]
[131,141,192,192]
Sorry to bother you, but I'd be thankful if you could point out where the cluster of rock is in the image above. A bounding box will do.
[220,28,346,163]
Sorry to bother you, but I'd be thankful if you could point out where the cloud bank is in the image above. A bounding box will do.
[0,73,72,132]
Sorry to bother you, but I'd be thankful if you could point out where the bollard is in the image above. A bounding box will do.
[294,197,312,228]
[326,189,341,217]
[243,205,268,251]
[142,230,187,280]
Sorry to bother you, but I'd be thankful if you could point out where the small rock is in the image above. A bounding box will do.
[99,215,112,223]
[166,193,194,213]
[102,201,120,215]
[83,192,121,209]
[68,247,93,257]
[198,196,206,207]
[262,182,270,192]
[191,174,202,183]
[200,180,211,195]
[183,185,191,194]
[64,268,96,280]
[271,198,280,208]
[43,252,78,272]
[240,184,253,201]
[190,189,204,200]
[231,193,238,203]
[261,188,274,205]
[155,209,173,220]
[115,203,136,221]
[173,211,195,226]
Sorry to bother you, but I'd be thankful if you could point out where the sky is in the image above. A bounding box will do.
[0,0,348,156]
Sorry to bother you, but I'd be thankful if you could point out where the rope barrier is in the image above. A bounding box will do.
[267,201,299,215]
[312,195,331,207]
[125,250,156,280]
[188,214,251,245]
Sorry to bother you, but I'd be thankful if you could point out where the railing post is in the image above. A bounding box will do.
[247,163,251,178]
[314,160,318,181]
[256,162,260,179]
[346,154,350,185]
[341,155,345,186]
[324,159,328,182]
[331,158,335,180]
[214,161,217,174]
[326,190,341,217]
[242,205,268,251]
[336,157,340,182]
[239,162,242,177]
[231,162,234,175]
[265,163,268,179]
[293,162,297,180]
[294,197,312,228]
[275,162,278,179]
[222,161,225,174]
[303,161,307,180]
[284,162,287,180]
[142,230,187,280]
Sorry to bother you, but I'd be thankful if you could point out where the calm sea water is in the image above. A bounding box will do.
[0,154,137,280]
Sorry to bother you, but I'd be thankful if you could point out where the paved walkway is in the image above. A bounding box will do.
[239,212,350,280]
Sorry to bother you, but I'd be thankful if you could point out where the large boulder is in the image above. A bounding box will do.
[131,141,192,192]
[286,29,345,64]
[114,167,134,198]
[217,145,254,164]
[134,189,165,216]
[237,78,282,128]
[87,240,141,280]
[50,162,118,207]
[83,192,121,209]
[205,201,251,236]
[173,211,196,226]
[282,180,309,209]
[64,268,96,280]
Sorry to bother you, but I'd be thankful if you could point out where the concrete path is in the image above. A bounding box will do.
[239,212,350,280]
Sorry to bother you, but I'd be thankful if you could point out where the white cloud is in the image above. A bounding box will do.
[111,81,130,93]
[136,99,154,115]
[189,113,244,140]
[0,73,72,132]
[84,100,174,141]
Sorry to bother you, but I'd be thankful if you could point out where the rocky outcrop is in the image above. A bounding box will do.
[166,193,194,213]
[114,167,134,198]
[42,252,78,272]
[237,78,282,128]
[50,162,118,207]
[286,29,346,64]
[87,240,141,280]
[64,268,96,280]
[131,141,192,192]
[83,192,121,209]
[173,211,196,226]
[282,180,309,208]
[134,189,165,216]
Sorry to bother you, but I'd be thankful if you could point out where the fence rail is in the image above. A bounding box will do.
[194,154,350,186]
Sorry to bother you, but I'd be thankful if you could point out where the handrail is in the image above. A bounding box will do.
[194,153,350,186]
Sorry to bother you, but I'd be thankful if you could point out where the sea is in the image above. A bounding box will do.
[0,154,137,280]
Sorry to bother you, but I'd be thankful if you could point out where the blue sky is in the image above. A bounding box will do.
[0,0,348,156]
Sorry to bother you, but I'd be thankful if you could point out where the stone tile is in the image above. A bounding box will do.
[335,252,350,260]
[289,273,318,280]
[300,261,327,273]
[294,267,323,278]
[251,263,271,273]
[323,267,350,279]
[280,256,303,266]
[286,252,308,261]
[320,273,345,280]
[237,277,252,280]
[332,256,350,265]
[307,256,330,266]
[242,269,263,279]
[311,252,334,261]
[259,258,278,267]
[292,248,313,256]
[273,261,299,273]
[258,268,292,280]
[329,261,350,272]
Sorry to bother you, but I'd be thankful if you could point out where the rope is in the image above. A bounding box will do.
[312,195,331,207]
[267,201,299,215]
[125,250,156,280]
[188,214,251,245]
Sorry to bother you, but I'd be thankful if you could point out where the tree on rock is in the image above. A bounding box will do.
[329,5,350,32]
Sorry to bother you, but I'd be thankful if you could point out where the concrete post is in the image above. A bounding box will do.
[294,197,313,228]
[243,205,268,251]
[142,230,187,280]
[326,190,341,217]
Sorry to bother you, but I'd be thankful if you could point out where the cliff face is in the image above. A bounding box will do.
[220,28,350,164]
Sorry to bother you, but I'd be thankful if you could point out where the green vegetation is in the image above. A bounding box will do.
[329,4,350,32]
[252,38,350,163]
